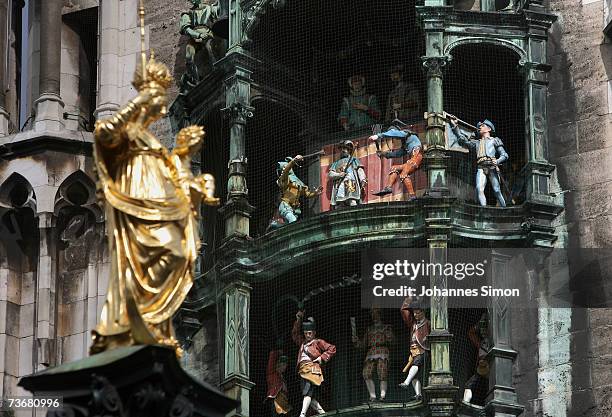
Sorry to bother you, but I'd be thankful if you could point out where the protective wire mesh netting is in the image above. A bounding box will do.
[203,0,526,414]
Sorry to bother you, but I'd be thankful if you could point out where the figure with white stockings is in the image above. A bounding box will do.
[353,308,394,402]
[463,313,491,404]
[450,116,509,207]
[399,297,430,402]
[292,311,336,417]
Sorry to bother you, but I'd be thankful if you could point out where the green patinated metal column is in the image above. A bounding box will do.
[217,1,255,415]
[419,0,452,198]
[485,252,524,417]
[480,0,496,11]
[418,3,459,416]
[221,280,254,417]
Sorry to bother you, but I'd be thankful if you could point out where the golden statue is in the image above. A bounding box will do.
[90,49,219,357]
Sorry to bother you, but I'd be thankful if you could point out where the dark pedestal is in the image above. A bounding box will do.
[19,345,238,417]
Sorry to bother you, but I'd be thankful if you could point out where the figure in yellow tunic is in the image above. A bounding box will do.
[269,155,323,229]
[90,54,218,357]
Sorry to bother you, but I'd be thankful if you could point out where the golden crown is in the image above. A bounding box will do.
[133,51,173,91]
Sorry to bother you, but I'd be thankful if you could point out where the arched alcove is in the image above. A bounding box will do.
[245,0,427,234]
[0,173,38,265]
[444,43,525,205]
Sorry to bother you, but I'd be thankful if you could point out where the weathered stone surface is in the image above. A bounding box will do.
[182,312,220,386]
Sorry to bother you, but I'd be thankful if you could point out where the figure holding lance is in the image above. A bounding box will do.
[328,140,367,208]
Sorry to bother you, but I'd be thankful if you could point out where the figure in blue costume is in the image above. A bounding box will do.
[369,123,422,200]
[450,117,509,207]
[328,140,368,208]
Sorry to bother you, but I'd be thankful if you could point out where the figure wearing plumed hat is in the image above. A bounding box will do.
[450,117,509,207]
[292,311,336,417]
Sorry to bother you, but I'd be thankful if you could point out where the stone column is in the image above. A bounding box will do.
[94,0,121,120]
[0,0,9,136]
[520,9,558,208]
[485,251,524,417]
[34,0,64,131]
[35,212,57,371]
[221,280,253,417]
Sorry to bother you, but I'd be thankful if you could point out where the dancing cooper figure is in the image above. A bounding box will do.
[292,311,336,417]
[91,52,219,357]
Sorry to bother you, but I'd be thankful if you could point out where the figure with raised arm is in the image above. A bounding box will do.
[450,117,509,207]
[91,53,219,357]
[369,123,422,200]
[292,311,336,417]
[267,346,291,415]
[270,155,323,229]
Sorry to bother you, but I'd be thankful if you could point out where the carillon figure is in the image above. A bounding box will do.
[270,154,323,229]
[180,0,222,91]
[292,311,336,417]
[338,75,381,131]
[399,297,430,402]
[385,65,421,123]
[370,123,422,200]
[450,117,509,207]
[328,140,368,208]
[352,308,394,402]
[463,313,491,404]
[267,348,291,415]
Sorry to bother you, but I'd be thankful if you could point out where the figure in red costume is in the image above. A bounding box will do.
[292,311,336,417]
[266,348,291,415]
[399,297,430,402]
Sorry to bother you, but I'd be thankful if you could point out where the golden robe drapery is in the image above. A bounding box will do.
[91,104,198,354]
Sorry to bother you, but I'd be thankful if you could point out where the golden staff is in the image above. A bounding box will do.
[138,0,146,81]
